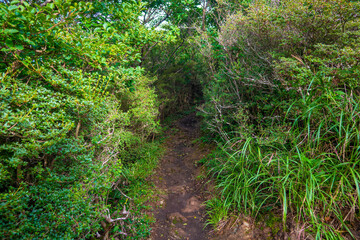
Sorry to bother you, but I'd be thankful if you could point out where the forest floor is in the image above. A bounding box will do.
[146,113,274,240]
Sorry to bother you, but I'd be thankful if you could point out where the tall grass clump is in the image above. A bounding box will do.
[207,88,360,238]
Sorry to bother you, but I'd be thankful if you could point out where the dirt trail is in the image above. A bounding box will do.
[147,114,276,240]
[145,112,305,240]
[149,114,211,240]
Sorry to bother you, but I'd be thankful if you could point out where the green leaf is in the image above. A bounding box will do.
[15,45,24,50]
[8,5,19,11]
[4,29,19,34]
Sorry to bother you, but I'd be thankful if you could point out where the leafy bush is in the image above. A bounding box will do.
[199,0,360,139]
[0,0,160,238]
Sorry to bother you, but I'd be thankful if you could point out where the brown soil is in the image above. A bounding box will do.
[147,113,275,240]
[148,113,212,240]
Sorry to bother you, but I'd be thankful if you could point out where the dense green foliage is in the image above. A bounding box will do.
[2,0,360,239]
[0,0,161,238]
[141,0,208,118]
[144,36,206,118]
[198,0,360,238]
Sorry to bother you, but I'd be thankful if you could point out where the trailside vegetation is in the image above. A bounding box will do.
[198,0,360,238]
[0,0,161,239]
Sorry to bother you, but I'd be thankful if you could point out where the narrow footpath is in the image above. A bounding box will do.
[147,114,275,240]
[149,114,211,240]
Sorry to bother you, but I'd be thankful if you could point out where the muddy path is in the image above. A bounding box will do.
[149,113,211,240]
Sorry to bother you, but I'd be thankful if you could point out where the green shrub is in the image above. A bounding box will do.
[0,0,160,238]
[199,0,360,139]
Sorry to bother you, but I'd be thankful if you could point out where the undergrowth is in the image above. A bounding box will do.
[198,0,360,238]
[203,89,360,238]
[110,141,164,239]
